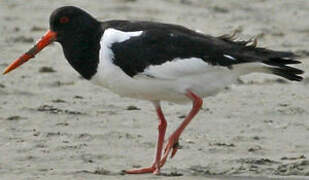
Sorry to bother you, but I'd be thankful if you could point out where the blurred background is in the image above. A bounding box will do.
[0,1,308,180]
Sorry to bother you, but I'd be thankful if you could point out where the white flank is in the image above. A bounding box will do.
[139,57,209,79]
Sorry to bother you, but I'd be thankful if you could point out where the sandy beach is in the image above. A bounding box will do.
[0,0,309,179]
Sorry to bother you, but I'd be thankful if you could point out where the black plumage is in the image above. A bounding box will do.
[106,20,303,80]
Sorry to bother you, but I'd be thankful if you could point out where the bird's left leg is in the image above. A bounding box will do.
[126,101,167,174]
[160,90,203,167]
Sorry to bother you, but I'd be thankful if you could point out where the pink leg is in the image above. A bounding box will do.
[160,90,203,166]
[126,101,167,174]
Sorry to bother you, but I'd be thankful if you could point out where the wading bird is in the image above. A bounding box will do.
[3,6,303,174]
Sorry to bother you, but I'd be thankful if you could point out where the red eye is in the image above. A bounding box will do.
[59,16,69,24]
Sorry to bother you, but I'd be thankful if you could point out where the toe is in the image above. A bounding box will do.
[125,166,155,174]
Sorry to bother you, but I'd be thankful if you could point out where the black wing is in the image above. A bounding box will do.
[104,20,303,80]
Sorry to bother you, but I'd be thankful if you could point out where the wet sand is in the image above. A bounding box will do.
[0,0,309,179]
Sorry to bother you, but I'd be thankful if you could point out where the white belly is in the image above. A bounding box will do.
[91,63,238,104]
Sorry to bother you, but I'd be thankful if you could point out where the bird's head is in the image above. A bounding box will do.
[3,6,99,75]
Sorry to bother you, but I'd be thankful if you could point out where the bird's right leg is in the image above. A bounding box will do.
[126,101,167,174]
[159,90,203,167]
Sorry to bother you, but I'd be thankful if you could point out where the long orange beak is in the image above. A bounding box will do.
[3,30,57,75]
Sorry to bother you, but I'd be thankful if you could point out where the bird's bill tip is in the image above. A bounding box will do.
[3,30,57,75]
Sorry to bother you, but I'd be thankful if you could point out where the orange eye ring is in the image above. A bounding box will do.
[59,16,69,24]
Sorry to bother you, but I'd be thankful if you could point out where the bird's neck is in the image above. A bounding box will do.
[61,27,104,80]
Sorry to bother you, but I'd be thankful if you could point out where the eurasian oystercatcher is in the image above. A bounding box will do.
[3,6,303,174]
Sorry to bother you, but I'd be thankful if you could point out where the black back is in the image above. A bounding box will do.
[102,20,302,80]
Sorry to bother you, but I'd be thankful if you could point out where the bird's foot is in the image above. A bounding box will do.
[125,165,160,174]
[165,136,180,158]
[158,136,179,167]
[171,141,180,158]
[126,138,180,175]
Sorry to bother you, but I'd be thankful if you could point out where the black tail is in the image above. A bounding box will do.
[261,51,303,81]
[269,66,303,81]
[219,34,304,81]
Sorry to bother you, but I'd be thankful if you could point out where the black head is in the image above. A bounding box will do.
[49,6,103,79]
[3,6,103,79]
[49,6,100,42]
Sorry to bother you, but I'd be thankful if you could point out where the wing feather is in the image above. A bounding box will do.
[104,21,302,81]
